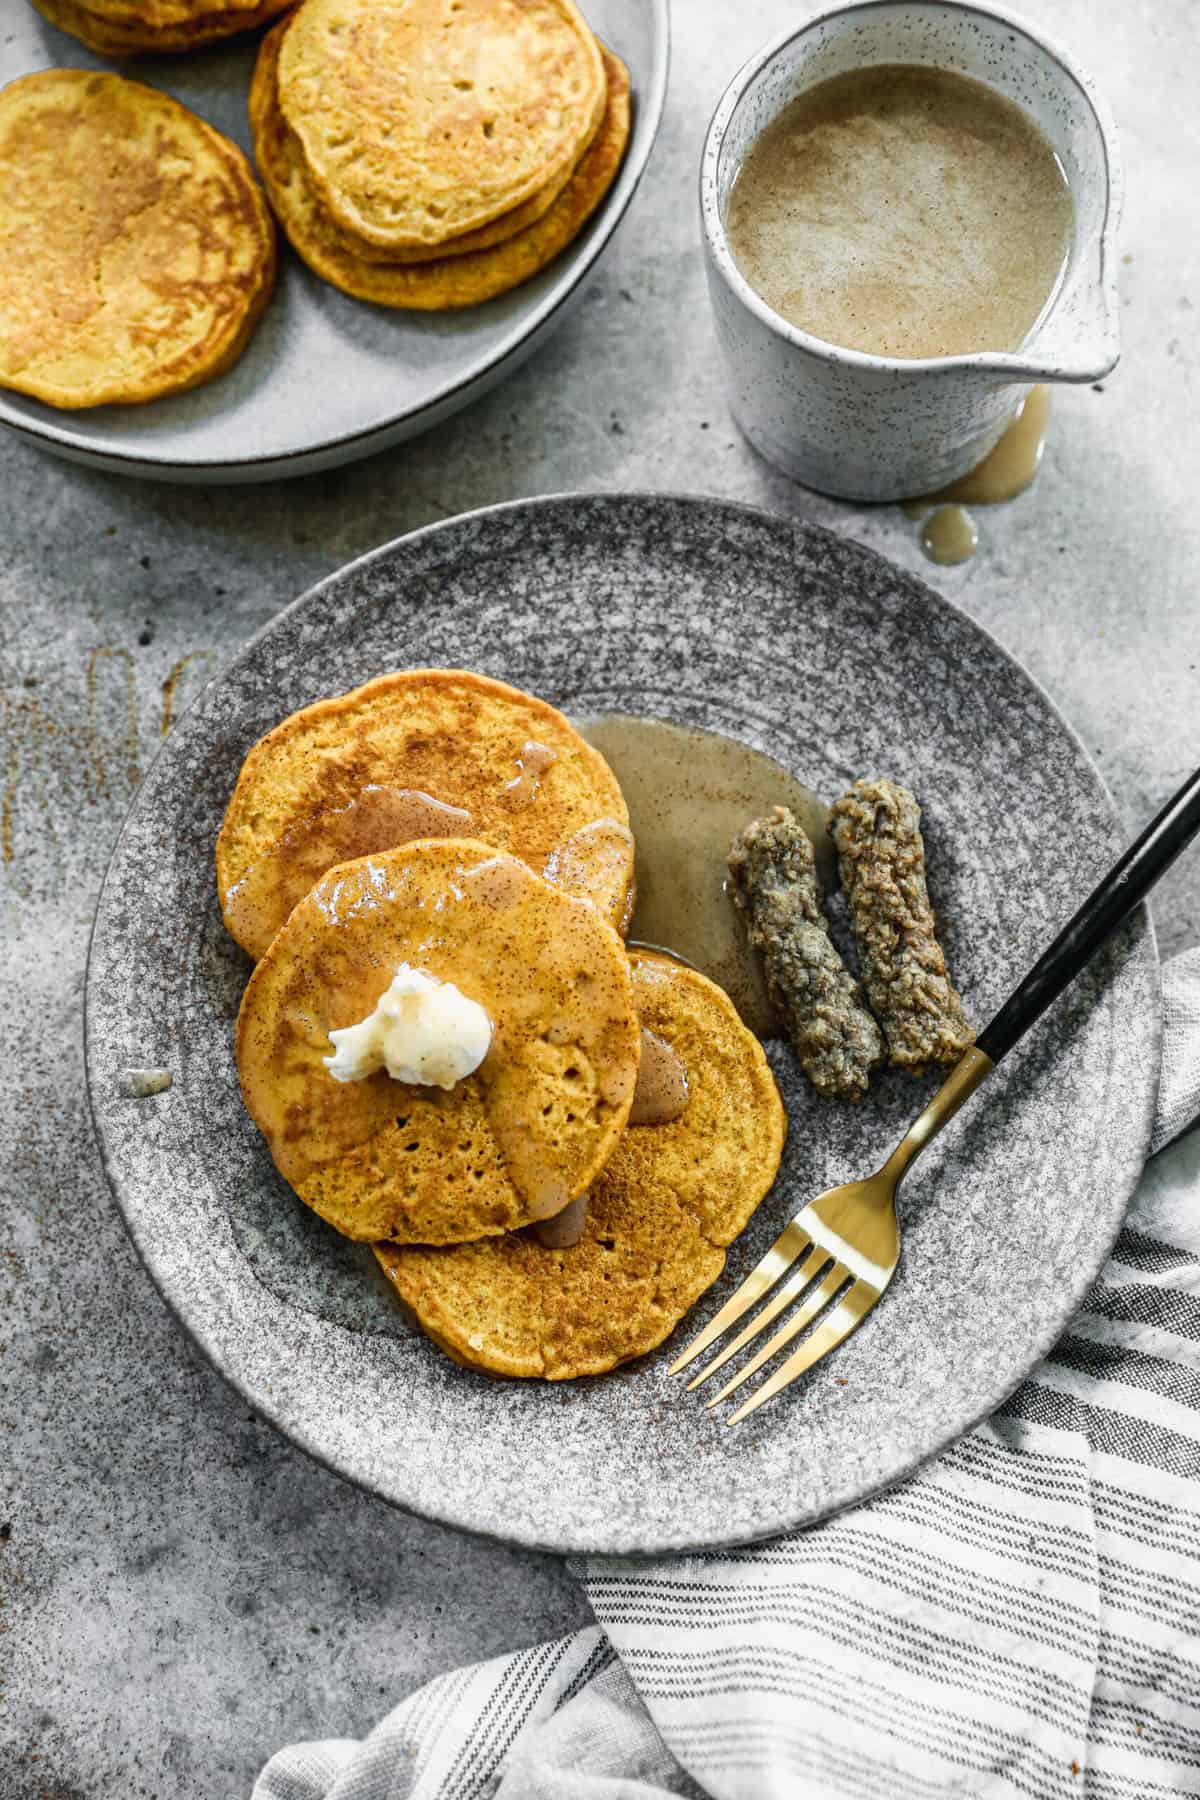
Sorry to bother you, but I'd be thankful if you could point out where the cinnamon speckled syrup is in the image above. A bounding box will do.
[728,66,1071,361]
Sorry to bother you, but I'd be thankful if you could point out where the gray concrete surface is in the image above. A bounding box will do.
[2,2,1197,1793]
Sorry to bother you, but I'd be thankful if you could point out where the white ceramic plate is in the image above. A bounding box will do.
[0,4,668,482]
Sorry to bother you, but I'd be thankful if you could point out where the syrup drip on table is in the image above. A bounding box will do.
[904,384,1051,566]
[920,505,979,566]
[577,714,832,1038]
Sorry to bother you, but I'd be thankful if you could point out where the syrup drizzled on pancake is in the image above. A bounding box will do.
[629,1028,689,1126]
[541,817,636,935]
[224,786,470,959]
[531,1193,589,1248]
[237,840,641,1244]
[533,1026,690,1246]
[504,739,558,809]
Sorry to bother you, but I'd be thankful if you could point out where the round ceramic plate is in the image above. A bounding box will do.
[0,4,666,483]
[85,495,1159,1554]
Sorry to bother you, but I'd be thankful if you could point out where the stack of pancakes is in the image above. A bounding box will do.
[33,0,292,56]
[225,671,787,1380]
[249,0,630,309]
[9,0,625,408]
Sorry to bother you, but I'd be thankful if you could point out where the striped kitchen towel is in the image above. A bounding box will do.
[255,948,1200,1800]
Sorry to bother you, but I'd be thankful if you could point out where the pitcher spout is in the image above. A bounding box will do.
[974,12,1124,388]
[973,217,1122,387]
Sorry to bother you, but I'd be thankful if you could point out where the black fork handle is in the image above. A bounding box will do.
[977,765,1200,1064]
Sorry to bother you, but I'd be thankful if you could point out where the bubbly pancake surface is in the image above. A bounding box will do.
[275,0,606,250]
[236,839,640,1245]
[31,0,292,55]
[0,71,275,407]
[251,28,629,310]
[217,669,635,958]
[375,950,787,1378]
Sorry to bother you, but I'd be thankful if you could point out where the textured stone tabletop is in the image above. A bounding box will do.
[3,1,1197,1792]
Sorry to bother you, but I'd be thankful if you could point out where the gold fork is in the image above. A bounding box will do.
[670,763,1200,1424]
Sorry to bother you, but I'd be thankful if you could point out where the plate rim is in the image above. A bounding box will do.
[83,491,1162,1553]
[0,1,670,481]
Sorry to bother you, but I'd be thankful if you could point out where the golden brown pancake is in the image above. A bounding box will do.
[216,669,636,960]
[0,71,275,408]
[69,0,274,20]
[275,0,606,251]
[341,130,594,266]
[236,839,641,1245]
[247,9,600,271]
[375,950,787,1378]
[30,0,292,54]
[251,26,629,310]
[263,1,602,273]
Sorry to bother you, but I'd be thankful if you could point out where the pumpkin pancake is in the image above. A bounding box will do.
[275,0,606,252]
[71,0,275,21]
[236,839,641,1245]
[251,26,629,309]
[375,950,787,1379]
[341,128,594,266]
[0,71,275,408]
[31,0,292,54]
[216,669,636,960]
[250,11,599,270]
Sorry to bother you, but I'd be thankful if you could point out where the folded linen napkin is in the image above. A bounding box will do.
[255,949,1200,1800]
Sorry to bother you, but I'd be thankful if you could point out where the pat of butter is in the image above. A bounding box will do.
[324,964,492,1090]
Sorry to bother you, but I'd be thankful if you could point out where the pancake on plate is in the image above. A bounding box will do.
[275,0,606,252]
[236,838,641,1246]
[0,71,275,408]
[30,0,292,55]
[329,136,589,267]
[375,950,787,1378]
[216,668,636,959]
[250,24,630,309]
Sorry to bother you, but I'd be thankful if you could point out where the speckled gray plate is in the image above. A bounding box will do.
[0,5,666,484]
[84,494,1159,1555]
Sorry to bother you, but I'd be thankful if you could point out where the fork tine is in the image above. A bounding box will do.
[667,1219,813,1376]
[725,1282,881,1424]
[705,1263,848,1407]
[686,1244,830,1391]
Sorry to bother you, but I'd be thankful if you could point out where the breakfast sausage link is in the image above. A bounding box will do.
[728,806,883,1101]
[829,777,974,1073]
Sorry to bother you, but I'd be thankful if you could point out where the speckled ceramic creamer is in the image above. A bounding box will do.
[700,1,1123,500]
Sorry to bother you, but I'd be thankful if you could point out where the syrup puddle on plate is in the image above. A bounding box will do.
[576,714,831,1039]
